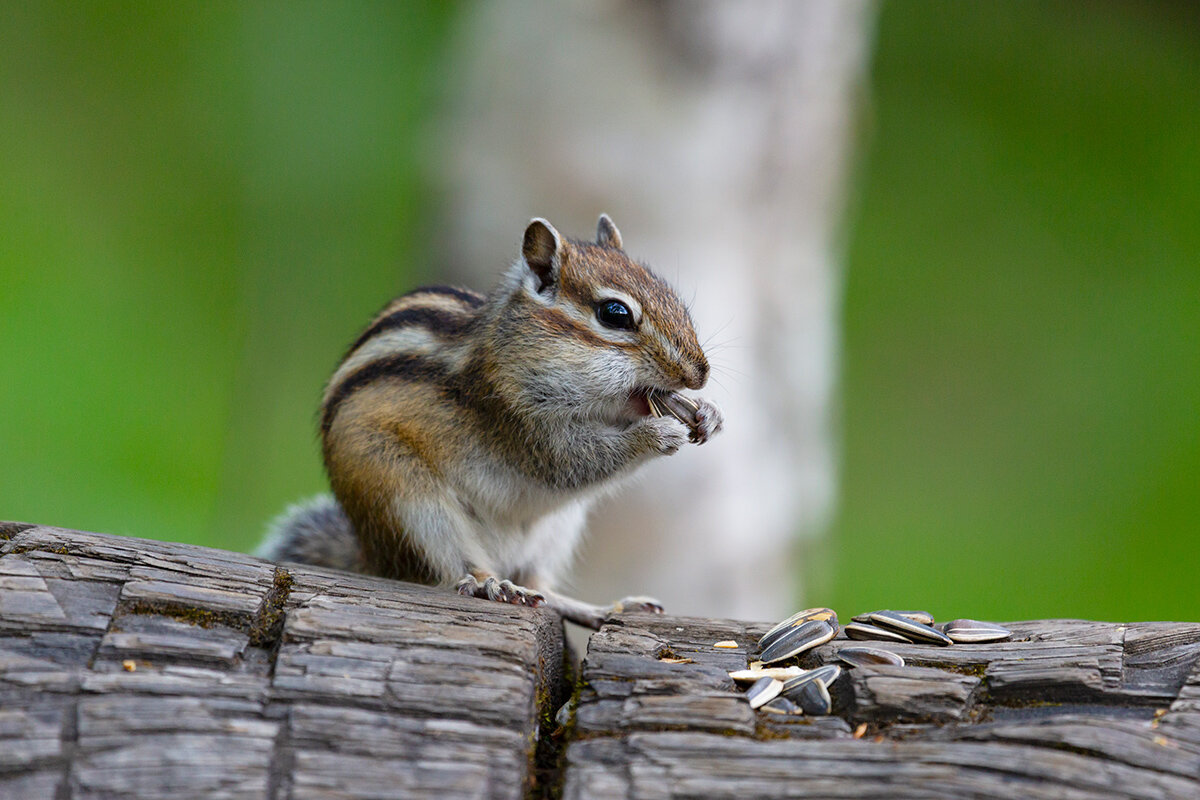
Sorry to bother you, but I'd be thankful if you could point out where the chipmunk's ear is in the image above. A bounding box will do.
[523,218,563,293]
[596,213,623,250]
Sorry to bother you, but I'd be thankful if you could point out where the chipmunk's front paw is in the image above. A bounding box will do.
[639,415,688,456]
[456,574,545,607]
[689,398,724,445]
[612,595,665,614]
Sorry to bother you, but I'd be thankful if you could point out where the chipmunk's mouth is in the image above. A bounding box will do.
[625,388,703,434]
[626,389,654,417]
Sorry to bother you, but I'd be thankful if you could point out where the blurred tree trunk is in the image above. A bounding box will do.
[434,0,874,621]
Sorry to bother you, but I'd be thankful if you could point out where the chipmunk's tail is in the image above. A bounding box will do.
[256,494,360,572]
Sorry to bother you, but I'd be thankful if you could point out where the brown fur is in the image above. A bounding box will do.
[524,300,633,350]
[267,216,717,595]
[324,382,458,582]
[561,240,707,381]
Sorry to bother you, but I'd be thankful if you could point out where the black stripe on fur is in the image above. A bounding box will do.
[322,354,451,435]
[345,305,473,357]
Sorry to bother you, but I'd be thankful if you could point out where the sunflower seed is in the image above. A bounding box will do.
[745,676,783,709]
[728,666,806,685]
[647,390,701,434]
[941,619,1011,643]
[843,622,912,643]
[793,678,832,715]
[868,611,953,646]
[851,609,934,626]
[759,619,837,664]
[781,664,842,700]
[837,646,905,668]
[758,608,839,652]
[760,696,802,715]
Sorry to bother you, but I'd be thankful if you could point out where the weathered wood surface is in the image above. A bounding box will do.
[566,614,1200,799]
[0,522,564,799]
[3,523,1200,799]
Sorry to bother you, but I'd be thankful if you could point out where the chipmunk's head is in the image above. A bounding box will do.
[502,214,710,423]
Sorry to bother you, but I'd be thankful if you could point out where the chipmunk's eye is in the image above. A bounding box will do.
[596,300,634,330]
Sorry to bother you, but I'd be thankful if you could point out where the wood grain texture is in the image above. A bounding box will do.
[565,614,1200,799]
[0,523,564,800]
[4,523,1200,798]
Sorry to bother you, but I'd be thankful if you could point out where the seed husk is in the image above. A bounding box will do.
[793,678,832,715]
[837,646,905,668]
[941,619,1011,643]
[758,608,838,652]
[781,664,841,700]
[729,666,806,685]
[647,390,702,436]
[868,611,953,646]
[759,619,837,664]
[843,622,912,643]
[745,676,784,709]
[760,696,802,715]
[851,610,934,626]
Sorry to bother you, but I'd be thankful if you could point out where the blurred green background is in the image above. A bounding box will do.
[2,2,1197,622]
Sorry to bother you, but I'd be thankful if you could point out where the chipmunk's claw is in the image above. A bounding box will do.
[689,399,724,445]
[492,578,545,607]
[456,574,545,607]
[613,595,665,614]
[456,574,480,596]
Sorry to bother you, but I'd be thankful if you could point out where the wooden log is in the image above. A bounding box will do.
[565,613,1200,799]
[4,522,1200,798]
[0,523,564,800]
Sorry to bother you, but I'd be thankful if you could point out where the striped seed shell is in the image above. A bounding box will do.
[745,676,784,710]
[851,610,934,626]
[843,622,912,643]
[793,678,833,715]
[758,608,839,652]
[941,619,1012,643]
[646,390,701,435]
[868,611,953,646]
[781,664,842,700]
[837,647,905,668]
[760,697,802,715]
[759,619,837,664]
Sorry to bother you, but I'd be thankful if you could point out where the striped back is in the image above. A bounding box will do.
[320,285,485,436]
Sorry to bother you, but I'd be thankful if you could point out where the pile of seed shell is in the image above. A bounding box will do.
[845,611,1011,646]
[731,607,1011,717]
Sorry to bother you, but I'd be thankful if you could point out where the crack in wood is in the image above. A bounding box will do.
[252,567,294,651]
[52,698,78,800]
[517,608,572,800]
[0,521,35,541]
[263,704,293,800]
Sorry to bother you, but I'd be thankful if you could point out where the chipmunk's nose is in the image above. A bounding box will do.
[683,356,709,390]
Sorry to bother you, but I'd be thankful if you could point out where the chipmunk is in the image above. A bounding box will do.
[258,215,723,628]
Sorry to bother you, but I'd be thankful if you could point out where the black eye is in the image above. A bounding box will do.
[596,300,635,330]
